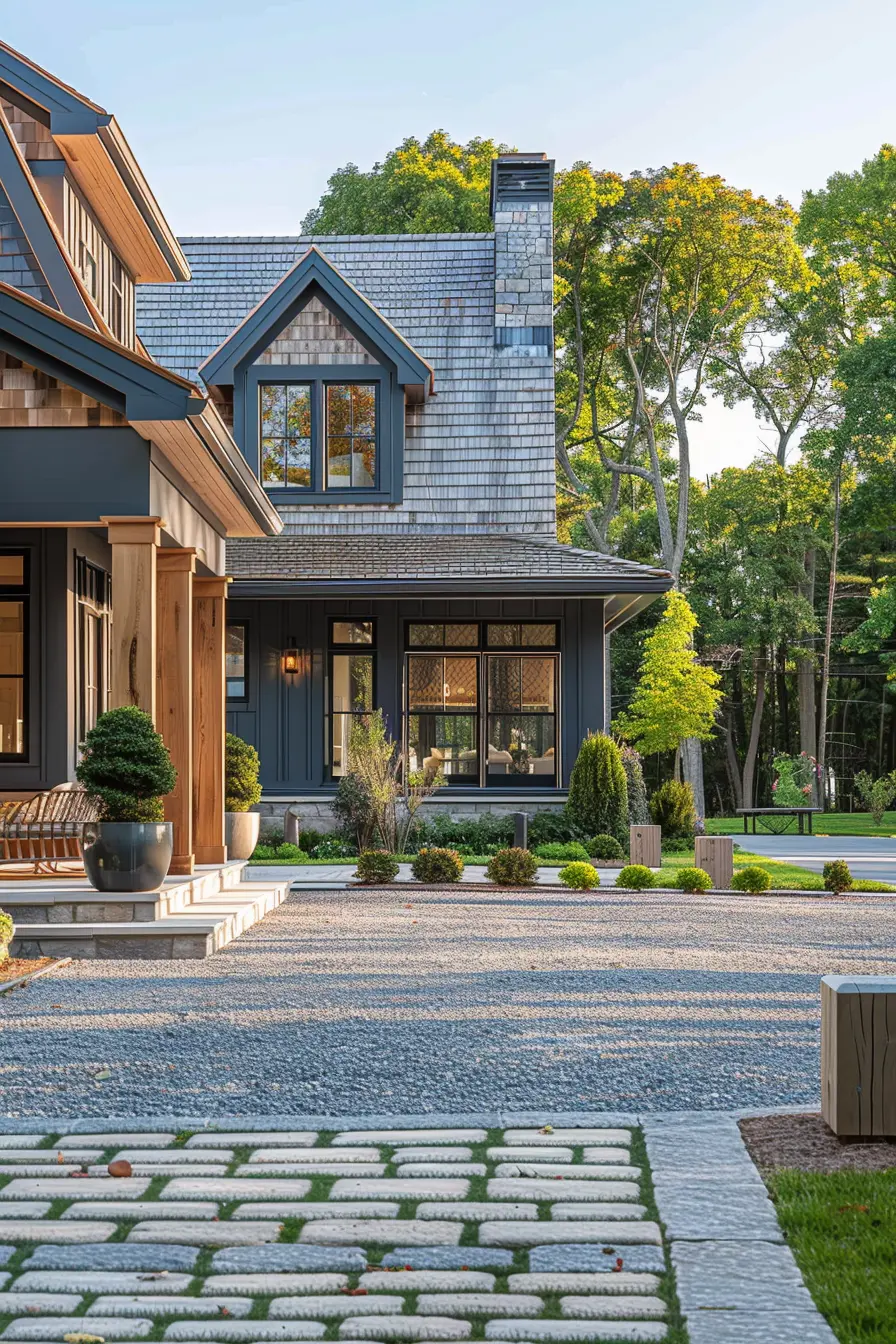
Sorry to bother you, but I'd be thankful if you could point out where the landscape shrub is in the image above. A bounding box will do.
[852,879,896,892]
[224,734,262,812]
[772,751,816,807]
[527,811,586,847]
[355,850,400,883]
[418,813,514,852]
[660,835,694,855]
[296,828,328,854]
[559,861,599,890]
[620,745,649,826]
[311,837,356,859]
[0,909,13,962]
[332,770,377,851]
[249,842,306,862]
[649,779,697,839]
[616,864,654,890]
[412,847,464,883]
[588,834,624,861]
[731,865,772,893]
[533,841,591,863]
[566,733,628,843]
[853,770,896,825]
[676,865,713,893]
[823,859,853,893]
[486,847,539,885]
[76,706,176,822]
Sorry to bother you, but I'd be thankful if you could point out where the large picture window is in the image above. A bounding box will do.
[0,552,27,760]
[258,379,377,493]
[329,620,375,778]
[486,655,557,784]
[407,654,479,783]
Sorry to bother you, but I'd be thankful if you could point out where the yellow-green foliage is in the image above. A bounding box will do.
[559,861,599,890]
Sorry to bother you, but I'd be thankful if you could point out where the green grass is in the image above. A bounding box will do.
[707,810,896,837]
[766,1168,896,1344]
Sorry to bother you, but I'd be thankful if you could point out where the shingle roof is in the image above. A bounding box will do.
[227,533,671,594]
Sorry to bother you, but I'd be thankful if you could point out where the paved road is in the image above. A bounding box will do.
[739,833,896,884]
[3,885,896,1119]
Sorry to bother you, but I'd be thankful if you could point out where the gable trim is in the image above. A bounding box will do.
[198,246,434,392]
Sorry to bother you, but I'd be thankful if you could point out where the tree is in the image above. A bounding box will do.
[565,733,629,843]
[615,591,721,812]
[301,131,507,235]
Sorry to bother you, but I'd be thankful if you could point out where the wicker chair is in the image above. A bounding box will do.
[0,784,99,877]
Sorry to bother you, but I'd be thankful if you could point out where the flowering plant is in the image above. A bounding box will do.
[772,752,818,807]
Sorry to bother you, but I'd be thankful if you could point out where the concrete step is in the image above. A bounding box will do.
[7,872,290,959]
[0,861,247,924]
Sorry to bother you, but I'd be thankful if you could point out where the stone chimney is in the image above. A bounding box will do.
[489,152,554,350]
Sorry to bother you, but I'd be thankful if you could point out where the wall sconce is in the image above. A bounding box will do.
[281,644,301,676]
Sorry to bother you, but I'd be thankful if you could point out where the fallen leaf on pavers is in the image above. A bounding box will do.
[839,1204,870,1213]
[64,1334,105,1343]
[108,1160,133,1178]
[539,1125,554,1134]
[138,1272,168,1281]
[348,1289,368,1296]
[68,1172,91,1178]
[57,1152,65,1164]
[219,1308,231,1317]
[94,1069,110,1081]
[612,1258,624,1273]
[404,904,413,909]
[602,1247,616,1255]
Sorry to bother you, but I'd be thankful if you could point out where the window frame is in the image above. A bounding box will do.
[241,365,402,504]
[0,549,29,763]
[225,621,250,703]
[75,555,110,746]
[484,651,560,789]
[326,618,377,780]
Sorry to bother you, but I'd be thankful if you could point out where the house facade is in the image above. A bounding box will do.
[0,41,671,841]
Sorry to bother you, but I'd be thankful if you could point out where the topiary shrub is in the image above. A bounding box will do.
[76,706,176,822]
[224,733,262,812]
[823,859,853,893]
[559,861,599,890]
[649,779,697,840]
[355,850,400,883]
[0,909,13,962]
[412,847,464,883]
[533,841,591,863]
[566,733,628,844]
[589,834,624,861]
[620,745,649,826]
[731,865,772,893]
[676,865,713,893]
[486,847,539,886]
[616,863,655,890]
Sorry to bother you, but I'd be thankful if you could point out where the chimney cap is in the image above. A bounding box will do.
[490,155,554,216]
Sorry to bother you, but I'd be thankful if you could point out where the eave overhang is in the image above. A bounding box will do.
[198,246,435,394]
[0,41,189,284]
[0,282,281,538]
[229,576,672,601]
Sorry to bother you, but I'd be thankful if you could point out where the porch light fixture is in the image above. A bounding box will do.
[282,644,301,676]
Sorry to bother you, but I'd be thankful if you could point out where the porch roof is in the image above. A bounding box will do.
[227,533,672,624]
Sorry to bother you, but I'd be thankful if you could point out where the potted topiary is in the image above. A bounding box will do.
[76,706,177,892]
[225,733,263,860]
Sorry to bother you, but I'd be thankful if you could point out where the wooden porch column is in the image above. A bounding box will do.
[156,549,196,876]
[192,576,229,865]
[102,517,161,716]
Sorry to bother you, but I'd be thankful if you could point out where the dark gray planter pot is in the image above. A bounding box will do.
[83,822,173,893]
[225,811,261,861]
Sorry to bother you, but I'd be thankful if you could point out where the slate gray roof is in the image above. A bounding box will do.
[227,533,671,594]
[136,234,556,537]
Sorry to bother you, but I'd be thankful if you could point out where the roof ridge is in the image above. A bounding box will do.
[177,233,493,245]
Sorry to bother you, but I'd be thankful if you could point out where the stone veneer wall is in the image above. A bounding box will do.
[493,200,553,333]
[257,796,565,835]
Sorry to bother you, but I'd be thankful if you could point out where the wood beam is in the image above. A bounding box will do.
[156,548,196,876]
[103,516,160,717]
[192,575,229,865]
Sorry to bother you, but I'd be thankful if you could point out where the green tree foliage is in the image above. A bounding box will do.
[615,591,721,755]
[76,707,176,823]
[224,733,262,812]
[649,780,697,838]
[619,745,649,825]
[852,770,896,824]
[565,732,629,843]
[302,132,507,235]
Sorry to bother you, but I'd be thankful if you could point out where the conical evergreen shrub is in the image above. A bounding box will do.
[565,732,629,844]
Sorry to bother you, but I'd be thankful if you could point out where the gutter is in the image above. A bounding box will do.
[228,576,673,598]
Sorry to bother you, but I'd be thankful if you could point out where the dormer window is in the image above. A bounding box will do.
[327,384,376,489]
[257,375,380,495]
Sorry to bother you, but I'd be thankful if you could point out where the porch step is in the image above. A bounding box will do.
[0,861,247,924]
[7,870,291,959]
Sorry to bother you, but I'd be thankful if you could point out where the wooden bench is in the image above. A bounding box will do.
[0,785,99,877]
[737,806,823,835]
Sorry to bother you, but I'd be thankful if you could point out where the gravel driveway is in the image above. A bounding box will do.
[2,886,895,1118]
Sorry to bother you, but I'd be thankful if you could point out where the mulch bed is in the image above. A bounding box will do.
[741,1112,896,1173]
[0,956,56,989]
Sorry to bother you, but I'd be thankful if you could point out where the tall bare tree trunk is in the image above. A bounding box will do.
[723,710,744,811]
[817,472,842,809]
[681,737,707,826]
[797,549,818,801]
[742,650,768,807]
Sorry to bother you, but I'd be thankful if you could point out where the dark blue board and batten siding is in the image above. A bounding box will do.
[225,597,605,795]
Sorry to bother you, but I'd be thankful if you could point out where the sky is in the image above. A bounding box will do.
[6,0,895,476]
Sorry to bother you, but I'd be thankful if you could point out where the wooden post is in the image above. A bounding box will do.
[192,576,228,865]
[102,517,161,716]
[156,549,195,876]
[630,825,661,867]
[695,836,734,889]
[822,975,896,1137]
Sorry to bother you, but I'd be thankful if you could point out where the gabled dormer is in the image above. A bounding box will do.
[198,246,433,505]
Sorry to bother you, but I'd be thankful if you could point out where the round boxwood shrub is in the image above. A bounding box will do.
[616,863,654,890]
[731,865,772,893]
[589,834,624,861]
[412,847,464,883]
[559,861,599,890]
[356,850,400,883]
[76,706,176,822]
[0,909,14,962]
[487,847,539,886]
[225,733,262,812]
[823,859,853,893]
[676,865,713,893]
[566,733,628,844]
[533,841,591,863]
[649,779,697,839]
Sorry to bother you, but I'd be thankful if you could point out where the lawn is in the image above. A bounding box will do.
[766,1168,896,1344]
[706,811,896,838]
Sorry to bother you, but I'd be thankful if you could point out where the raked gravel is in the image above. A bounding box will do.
[3,884,894,1116]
